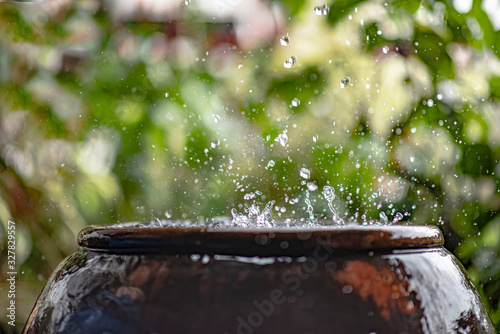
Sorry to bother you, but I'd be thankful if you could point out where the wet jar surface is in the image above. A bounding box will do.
[23,224,495,334]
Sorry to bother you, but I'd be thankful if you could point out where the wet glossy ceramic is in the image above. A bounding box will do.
[23,223,495,334]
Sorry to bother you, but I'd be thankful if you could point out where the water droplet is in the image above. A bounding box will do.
[280,34,290,46]
[213,115,220,123]
[342,285,353,294]
[409,156,415,163]
[307,181,318,191]
[291,98,300,107]
[380,211,388,224]
[313,134,318,142]
[184,0,190,5]
[299,167,311,179]
[323,186,335,202]
[165,92,169,97]
[427,99,434,107]
[165,210,172,218]
[323,186,344,225]
[314,4,330,15]
[436,93,443,100]
[267,160,275,168]
[211,139,220,148]
[231,208,238,218]
[244,192,256,200]
[277,133,288,147]
[340,76,351,88]
[283,56,297,69]
[305,190,315,224]
[393,212,404,223]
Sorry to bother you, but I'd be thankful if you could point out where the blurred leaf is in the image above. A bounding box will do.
[267,67,324,114]
[326,0,365,27]
[185,127,210,169]
[489,76,500,100]
[414,30,454,79]
[391,0,421,14]
[460,144,493,175]
[277,0,307,16]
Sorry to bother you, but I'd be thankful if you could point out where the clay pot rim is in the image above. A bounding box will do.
[78,222,444,256]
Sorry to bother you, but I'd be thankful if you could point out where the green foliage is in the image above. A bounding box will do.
[1,0,500,331]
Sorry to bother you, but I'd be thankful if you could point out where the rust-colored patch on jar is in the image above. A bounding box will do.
[334,260,416,321]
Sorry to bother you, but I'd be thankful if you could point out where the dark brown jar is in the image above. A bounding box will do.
[23,224,494,334]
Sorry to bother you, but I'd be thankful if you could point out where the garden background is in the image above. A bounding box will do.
[1,0,500,331]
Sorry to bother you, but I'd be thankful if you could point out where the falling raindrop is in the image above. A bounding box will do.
[283,56,297,69]
[291,98,301,107]
[165,210,172,218]
[211,139,220,148]
[312,134,318,142]
[280,34,290,46]
[299,167,311,179]
[165,92,169,97]
[277,133,288,147]
[340,76,351,88]
[314,4,330,15]
[213,115,220,123]
[184,0,190,5]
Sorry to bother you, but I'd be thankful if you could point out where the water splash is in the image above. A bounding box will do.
[322,186,344,225]
[379,211,389,224]
[231,201,276,227]
[305,190,315,225]
[393,212,404,224]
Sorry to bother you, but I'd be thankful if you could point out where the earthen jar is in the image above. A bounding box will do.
[23,223,495,334]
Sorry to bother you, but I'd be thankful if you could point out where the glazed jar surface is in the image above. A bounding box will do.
[23,224,495,334]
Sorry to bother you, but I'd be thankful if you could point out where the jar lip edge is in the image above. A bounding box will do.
[78,223,444,253]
